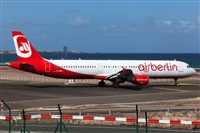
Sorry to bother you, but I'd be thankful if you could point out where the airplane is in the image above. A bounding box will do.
[9,31,196,88]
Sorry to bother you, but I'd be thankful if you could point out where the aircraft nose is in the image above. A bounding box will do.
[192,68,196,75]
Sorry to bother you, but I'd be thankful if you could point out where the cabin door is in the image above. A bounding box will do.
[45,62,51,72]
[178,63,183,72]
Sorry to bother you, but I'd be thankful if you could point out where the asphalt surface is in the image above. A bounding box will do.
[0,79,199,133]
[0,80,199,109]
[1,125,199,133]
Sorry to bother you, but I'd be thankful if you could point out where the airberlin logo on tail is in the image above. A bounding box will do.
[13,35,32,58]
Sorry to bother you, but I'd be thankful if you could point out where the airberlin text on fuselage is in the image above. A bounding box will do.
[138,62,178,72]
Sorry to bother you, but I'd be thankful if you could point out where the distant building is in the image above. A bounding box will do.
[63,46,68,53]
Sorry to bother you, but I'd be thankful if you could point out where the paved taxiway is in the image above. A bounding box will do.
[1,125,199,133]
[0,80,199,110]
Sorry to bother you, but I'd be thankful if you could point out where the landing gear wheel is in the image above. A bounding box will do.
[174,78,179,87]
[112,82,120,88]
[98,80,106,87]
[174,82,179,86]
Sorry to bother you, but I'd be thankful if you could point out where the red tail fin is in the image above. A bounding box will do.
[12,31,43,62]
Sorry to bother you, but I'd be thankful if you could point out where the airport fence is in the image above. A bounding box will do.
[1,100,200,133]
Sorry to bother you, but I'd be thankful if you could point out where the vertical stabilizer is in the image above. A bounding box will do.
[12,31,43,62]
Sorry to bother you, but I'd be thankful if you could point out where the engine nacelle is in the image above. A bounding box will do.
[134,74,149,85]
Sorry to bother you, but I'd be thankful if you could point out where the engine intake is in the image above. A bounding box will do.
[134,74,149,85]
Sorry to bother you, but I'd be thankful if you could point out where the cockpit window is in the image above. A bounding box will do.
[187,65,190,68]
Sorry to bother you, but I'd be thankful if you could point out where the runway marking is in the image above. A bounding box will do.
[180,83,200,86]
[154,87,190,92]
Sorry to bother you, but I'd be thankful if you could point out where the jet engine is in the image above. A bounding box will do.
[134,74,149,85]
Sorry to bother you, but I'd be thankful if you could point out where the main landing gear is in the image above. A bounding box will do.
[98,80,106,87]
[174,78,179,86]
[98,80,120,88]
[112,82,120,88]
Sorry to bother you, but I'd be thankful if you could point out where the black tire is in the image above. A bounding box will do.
[98,81,106,87]
[112,82,120,88]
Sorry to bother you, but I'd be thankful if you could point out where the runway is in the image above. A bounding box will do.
[0,79,199,110]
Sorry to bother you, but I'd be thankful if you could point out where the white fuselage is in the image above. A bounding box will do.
[48,60,196,78]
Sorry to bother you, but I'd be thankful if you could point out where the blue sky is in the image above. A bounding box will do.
[1,0,199,53]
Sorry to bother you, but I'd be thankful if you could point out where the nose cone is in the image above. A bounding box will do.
[186,68,197,77]
[191,68,196,75]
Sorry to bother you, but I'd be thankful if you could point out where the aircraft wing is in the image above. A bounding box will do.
[107,69,135,83]
[97,68,149,86]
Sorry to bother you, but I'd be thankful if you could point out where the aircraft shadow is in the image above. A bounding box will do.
[108,85,142,91]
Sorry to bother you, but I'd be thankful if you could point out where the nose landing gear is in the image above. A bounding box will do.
[174,78,179,86]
